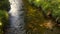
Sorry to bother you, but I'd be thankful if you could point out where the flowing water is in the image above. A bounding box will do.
[5,0,60,34]
[6,0,26,34]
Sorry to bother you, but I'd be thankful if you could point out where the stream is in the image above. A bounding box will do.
[5,0,26,34]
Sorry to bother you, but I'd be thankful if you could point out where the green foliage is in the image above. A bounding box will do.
[0,10,9,34]
[0,0,10,11]
[28,0,41,7]
[28,0,60,19]
[0,0,10,34]
[24,0,60,34]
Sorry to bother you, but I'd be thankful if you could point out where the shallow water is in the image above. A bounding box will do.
[6,0,26,34]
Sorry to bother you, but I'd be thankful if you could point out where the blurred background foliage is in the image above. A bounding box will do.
[23,0,60,34]
[0,0,10,34]
[0,0,10,11]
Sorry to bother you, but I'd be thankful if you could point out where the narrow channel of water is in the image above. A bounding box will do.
[6,0,26,34]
